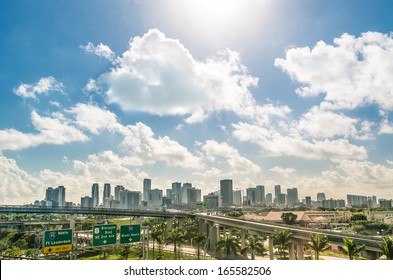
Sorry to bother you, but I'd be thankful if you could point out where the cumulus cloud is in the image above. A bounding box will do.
[67,103,124,134]
[80,42,115,61]
[13,76,64,99]
[202,139,260,173]
[275,32,393,110]
[120,122,203,169]
[232,122,367,161]
[0,111,89,151]
[0,155,44,204]
[94,29,258,123]
[295,106,359,139]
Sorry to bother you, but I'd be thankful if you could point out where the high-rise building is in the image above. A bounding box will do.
[255,185,265,204]
[266,193,273,204]
[45,186,66,207]
[203,193,219,209]
[277,193,286,205]
[317,193,326,202]
[220,179,233,207]
[287,188,299,205]
[91,183,99,208]
[305,196,312,207]
[274,185,281,198]
[148,189,163,208]
[143,179,151,202]
[171,182,181,204]
[181,183,193,204]
[246,187,256,205]
[81,196,93,208]
[114,185,125,201]
[119,189,141,210]
[347,194,368,207]
[103,183,111,200]
[322,199,345,209]
[57,186,66,206]
[233,190,243,206]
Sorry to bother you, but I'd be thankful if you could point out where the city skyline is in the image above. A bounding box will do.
[1,0,393,205]
[35,179,392,209]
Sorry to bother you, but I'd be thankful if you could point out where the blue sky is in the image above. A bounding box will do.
[1,0,393,204]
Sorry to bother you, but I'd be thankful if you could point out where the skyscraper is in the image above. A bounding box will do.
[287,188,299,205]
[92,183,99,208]
[103,183,111,199]
[57,186,66,207]
[220,179,233,207]
[114,185,125,201]
[246,187,256,205]
[317,192,326,202]
[171,182,181,204]
[143,178,151,202]
[233,189,242,206]
[256,185,265,204]
[274,185,281,198]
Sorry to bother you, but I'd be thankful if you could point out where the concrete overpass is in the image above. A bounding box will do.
[196,214,384,260]
[0,205,191,219]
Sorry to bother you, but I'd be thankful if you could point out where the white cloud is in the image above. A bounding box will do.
[232,122,367,161]
[0,111,89,151]
[14,76,64,99]
[120,122,203,169]
[275,32,393,110]
[81,42,115,61]
[269,166,296,175]
[95,29,258,123]
[67,103,123,134]
[0,155,44,204]
[379,119,393,135]
[202,139,260,173]
[295,106,358,139]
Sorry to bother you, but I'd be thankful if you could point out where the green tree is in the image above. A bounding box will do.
[342,237,365,260]
[380,235,393,260]
[193,233,207,260]
[308,233,330,260]
[216,232,241,259]
[273,229,293,259]
[281,212,298,225]
[241,234,267,260]
[118,246,131,260]
[350,213,368,222]
[167,227,184,259]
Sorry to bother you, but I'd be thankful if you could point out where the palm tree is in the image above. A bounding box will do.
[308,233,329,260]
[342,237,365,260]
[167,227,184,259]
[273,229,293,259]
[150,227,163,260]
[380,235,393,260]
[241,234,267,260]
[193,233,207,260]
[216,232,241,259]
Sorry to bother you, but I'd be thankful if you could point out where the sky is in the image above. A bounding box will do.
[1,0,393,205]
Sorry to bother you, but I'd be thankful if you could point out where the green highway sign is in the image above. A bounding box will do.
[43,229,73,254]
[92,224,117,246]
[120,224,141,244]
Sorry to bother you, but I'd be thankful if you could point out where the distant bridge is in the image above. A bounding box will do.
[0,205,191,219]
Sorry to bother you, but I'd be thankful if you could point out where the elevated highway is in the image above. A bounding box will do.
[0,205,191,219]
[196,214,384,259]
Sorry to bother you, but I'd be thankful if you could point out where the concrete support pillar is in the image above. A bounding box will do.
[209,223,219,250]
[241,229,246,248]
[70,214,76,232]
[268,235,274,260]
[297,240,304,260]
[289,240,296,260]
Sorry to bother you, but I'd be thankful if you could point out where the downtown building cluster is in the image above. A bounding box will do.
[34,179,393,210]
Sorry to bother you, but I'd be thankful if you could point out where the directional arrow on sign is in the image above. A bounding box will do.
[129,238,132,241]
[103,240,107,244]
